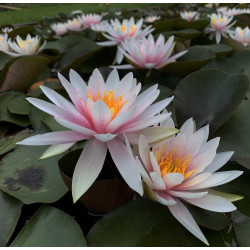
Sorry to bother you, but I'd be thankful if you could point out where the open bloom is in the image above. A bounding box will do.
[90,21,108,32]
[145,16,161,23]
[17,68,177,203]
[204,14,236,43]
[80,13,103,28]
[231,26,250,46]
[6,34,46,57]
[66,18,83,31]
[180,11,200,21]
[114,35,187,70]
[136,118,242,245]
[97,17,154,64]
[51,22,68,36]
[1,27,13,33]
[0,34,9,53]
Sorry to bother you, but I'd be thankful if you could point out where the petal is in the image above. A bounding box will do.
[72,138,107,203]
[204,151,234,173]
[167,190,208,199]
[69,69,87,98]
[183,194,236,212]
[155,191,177,205]
[88,68,106,96]
[150,172,166,190]
[138,135,153,172]
[150,152,161,175]
[180,118,195,137]
[94,133,117,142]
[17,131,89,145]
[108,138,143,195]
[164,173,184,190]
[39,143,75,160]
[106,68,120,91]
[168,199,209,245]
[91,99,111,133]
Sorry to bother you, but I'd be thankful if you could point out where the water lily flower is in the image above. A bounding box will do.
[97,17,154,64]
[180,11,200,21]
[80,13,103,28]
[66,18,83,31]
[0,34,9,53]
[114,34,187,70]
[1,27,13,33]
[136,118,243,245]
[217,6,228,13]
[145,16,161,23]
[51,22,68,36]
[204,14,236,43]
[17,68,177,203]
[6,34,46,57]
[225,8,250,16]
[231,26,250,46]
[90,21,108,32]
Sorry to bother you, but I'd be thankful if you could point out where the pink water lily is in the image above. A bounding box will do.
[231,26,250,47]
[180,11,200,21]
[17,68,177,202]
[51,22,68,36]
[136,117,243,245]
[113,34,187,70]
[80,13,103,28]
[97,17,154,64]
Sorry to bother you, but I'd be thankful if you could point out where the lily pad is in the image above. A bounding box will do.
[10,205,87,247]
[0,190,23,247]
[174,69,249,134]
[8,93,30,115]
[0,130,68,204]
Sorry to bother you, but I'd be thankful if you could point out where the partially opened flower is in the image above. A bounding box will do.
[17,68,177,203]
[114,35,187,70]
[6,34,46,57]
[80,13,103,28]
[1,27,13,33]
[51,22,68,36]
[66,18,83,31]
[204,14,235,43]
[217,6,228,13]
[97,17,154,64]
[225,8,250,16]
[180,11,200,21]
[90,21,108,32]
[231,26,250,46]
[0,34,9,53]
[136,118,242,245]
[145,16,161,23]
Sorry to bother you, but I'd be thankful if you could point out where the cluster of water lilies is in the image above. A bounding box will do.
[0,4,249,247]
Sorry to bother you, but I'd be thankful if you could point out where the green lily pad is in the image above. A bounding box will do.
[162,46,216,76]
[174,69,249,134]
[10,205,87,247]
[0,130,68,204]
[0,56,49,92]
[0,130,29,156]
[0,52,11,71]
[8,93,29,115]
[0,190,23,247]
[7,26,35,39]
[198,44,233,57]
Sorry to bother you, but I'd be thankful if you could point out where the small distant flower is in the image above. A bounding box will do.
[231,26,250,46]
[80,13,103,28]
[225,8,250,16]
[115,35,187,70]
[90,21,108,32]
[115,11,121,16]
[205,3,219,9]
[17,68,176,203]
[71,10,83,15]
[6,34,46,57]
[97,17,154,64]
[180,11,200,21]
[136,118,242,245]
[217,6,228,13]
[145,16,161,23]
[0,34,9,53]
[51,22,68,36]
[1,27,13,33]
[66,18,83,31]
[204,14,236,43]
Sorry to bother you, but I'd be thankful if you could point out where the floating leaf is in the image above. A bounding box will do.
[174,69,249,134]
[7,26,34,39]
[0,190,22,247]
[10,205,87,247]
[8,93,29,115]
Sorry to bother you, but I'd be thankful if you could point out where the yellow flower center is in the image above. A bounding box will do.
[239,30,243,35]
[120,25,136,36]
[158,150,194,178]
[18,40,32,48]
[0,37,3,41]
[88,89,127,119]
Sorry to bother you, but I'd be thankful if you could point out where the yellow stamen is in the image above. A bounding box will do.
[158,150,194,178]
[120,25,136,36]
[88,89,127,119]
[18,40,32,49]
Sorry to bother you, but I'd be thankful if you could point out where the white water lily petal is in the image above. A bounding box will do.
[138,135,153,172]
[167,190,208,199]
[164,173,184,190]
[72,138,107,203]
[150,172,166,190]
[94,133,117,142]
[183,194,236,212]
[155,192,177,206]
[108,138,143,195]
[39,143,75,160]
[168,199,209,245]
